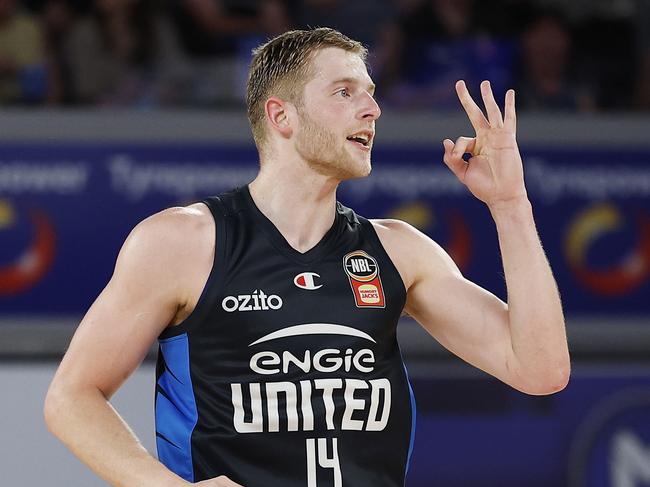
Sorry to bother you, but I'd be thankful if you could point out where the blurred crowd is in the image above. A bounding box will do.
[1,0,648,111]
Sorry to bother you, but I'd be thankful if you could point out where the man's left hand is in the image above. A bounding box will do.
[442,80,528,208]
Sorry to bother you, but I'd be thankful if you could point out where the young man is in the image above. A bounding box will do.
[44,28,570,487]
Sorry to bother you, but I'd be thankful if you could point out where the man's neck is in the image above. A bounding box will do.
[248,159,341,254]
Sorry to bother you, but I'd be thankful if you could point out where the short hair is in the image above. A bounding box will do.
[246,27,368,156]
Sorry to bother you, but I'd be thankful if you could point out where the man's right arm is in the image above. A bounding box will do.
[43,207,242,487]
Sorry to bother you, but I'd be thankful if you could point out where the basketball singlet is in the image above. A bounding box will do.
[155,186,416,486]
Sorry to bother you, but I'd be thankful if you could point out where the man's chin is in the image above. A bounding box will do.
[356,161,372,178]
[340,150,372,179]
[304,152,371,181]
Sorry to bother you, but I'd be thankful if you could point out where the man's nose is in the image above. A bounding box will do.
[358,91,381,120]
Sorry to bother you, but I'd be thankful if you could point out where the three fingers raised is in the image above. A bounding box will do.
[455,80,516,133]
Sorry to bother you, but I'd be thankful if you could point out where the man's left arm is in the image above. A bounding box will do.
[377,80,569,395]
[487,195,569,393]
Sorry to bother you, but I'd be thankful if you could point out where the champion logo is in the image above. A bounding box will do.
[294,272,322,290]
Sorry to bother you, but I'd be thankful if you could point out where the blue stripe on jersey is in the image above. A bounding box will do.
[156,333,198,482]
[403,363,417,474]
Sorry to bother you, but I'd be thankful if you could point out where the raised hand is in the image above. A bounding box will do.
[442,80,528,208]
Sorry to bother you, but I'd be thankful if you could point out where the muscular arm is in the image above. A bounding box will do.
[489,198,568,392]
[43,206,221,487]
[374,209,568,395]
[374,217,568,395]
[372,81,570,396]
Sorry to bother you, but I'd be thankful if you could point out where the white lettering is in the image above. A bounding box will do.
[250,351,280,375]
[366,378,391,431]
[231,378,392,433]
[251,292,260,310]
[611,430,650,486]
[221,291,283,312]
[266,382,299,432]
[221,296,238,312]
[353,349,375,373]
[283,351,311,374]
[239,294,252,311]
[251,348,375,375]
[108,155,256,201]
[314,379,343,431]
[342,379,368,431]
[258,290,269,310]
[0,162,89,194]
[300,380,314,431]
[313,349,343,373]
[231,383,263,433]
[267,294,283,310]
[306,438,342,487]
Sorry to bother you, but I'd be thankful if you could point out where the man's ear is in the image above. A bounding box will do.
[265,97,294,139]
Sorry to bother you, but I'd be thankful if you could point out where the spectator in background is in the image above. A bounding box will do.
[516,10,596,111]
[295,0,399,100]
[64,0,189,106]
[166,0,264,106]
[168,0,260,59]
[234,0,293,101]
[259,0,292,38]
[0,0,48,104]
[385,0,516,109]
[296,0,395,48]
[165,0,295,107]
[40,0,75,104]
[571,7,637,111]
[474,0,535,38]
[634,0,649,110]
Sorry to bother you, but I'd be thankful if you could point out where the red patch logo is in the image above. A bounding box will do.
[343,250,385,308]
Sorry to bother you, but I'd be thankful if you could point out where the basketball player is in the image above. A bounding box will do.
[44,28,570,486]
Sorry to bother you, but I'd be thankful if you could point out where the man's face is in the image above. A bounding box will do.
[293,47,381,180]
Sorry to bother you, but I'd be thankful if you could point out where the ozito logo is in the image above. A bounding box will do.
[222,289,283,312]
[343,250,385,308]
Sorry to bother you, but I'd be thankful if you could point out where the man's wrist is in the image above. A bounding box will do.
[158,476,189,487]
[141,458,189,487]
[487,195,533,224]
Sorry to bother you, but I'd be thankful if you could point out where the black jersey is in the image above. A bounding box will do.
[155,186,416,486]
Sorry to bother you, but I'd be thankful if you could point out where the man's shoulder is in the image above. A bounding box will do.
[368,218,457,287]
[368,218,417,242]
[368,218,436,261]
[137,203,213,238]
[122,203,215,266]
[113,203,216,301]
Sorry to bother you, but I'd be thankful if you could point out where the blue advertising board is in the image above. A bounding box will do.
[407,369,650,487]
[1,143,649,316]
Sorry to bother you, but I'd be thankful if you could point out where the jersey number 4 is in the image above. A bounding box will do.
[306,437,342,487]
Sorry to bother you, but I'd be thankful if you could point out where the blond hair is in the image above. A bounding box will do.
[246,28,367,156]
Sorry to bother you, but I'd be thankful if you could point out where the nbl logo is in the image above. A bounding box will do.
[343,251,385,308]
[344,253,378,281]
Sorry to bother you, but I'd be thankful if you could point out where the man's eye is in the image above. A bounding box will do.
[338,88,350,98]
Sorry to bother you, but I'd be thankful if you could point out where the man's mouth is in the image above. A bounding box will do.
[346,131,373,150]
